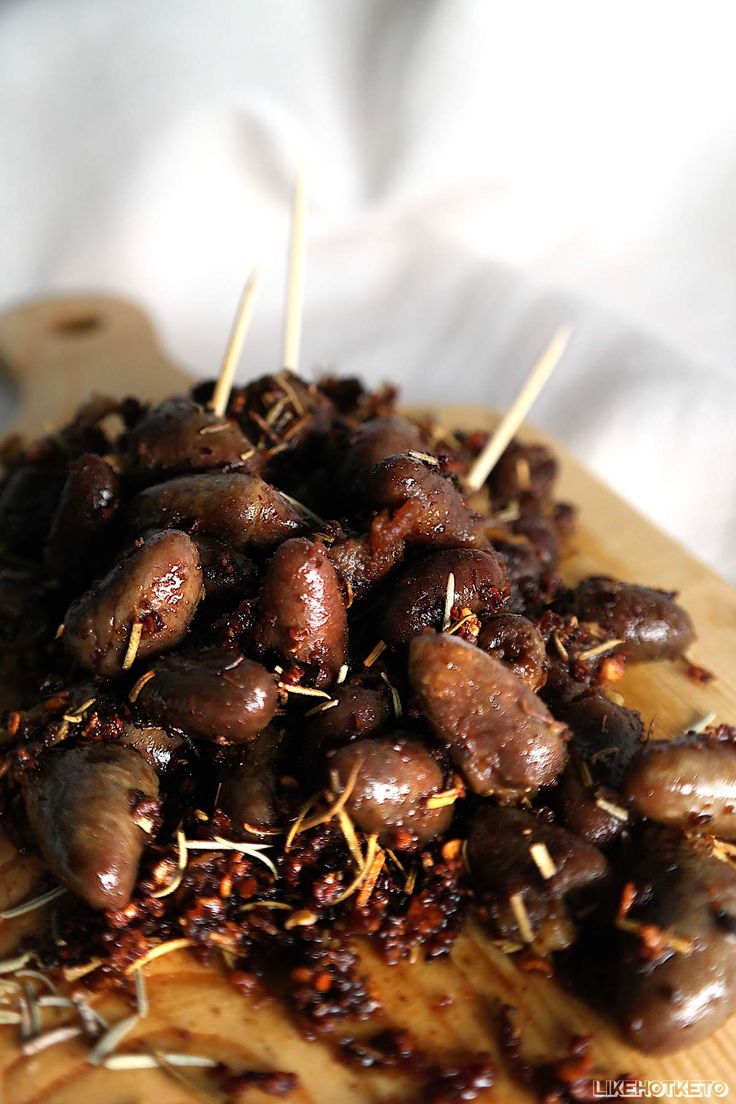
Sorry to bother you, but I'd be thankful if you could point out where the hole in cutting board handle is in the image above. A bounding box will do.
[51,313,104,337]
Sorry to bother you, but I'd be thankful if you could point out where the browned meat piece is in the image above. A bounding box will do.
[138,647,277,744]
[342,417,427,491]
[0,466,67,554]
[616,828,736,1054]
[555,761,630,849]
[125,397,258,476]
[553,692,643,845]
[318,375,397,420]
[468,806,609,952]
[363,455,488,549]
[192,536,257,601]
[45,453,119,579]
[510,513,560,571]
[409,633,567,797]
[63,530,203,676]
[477,613,546,690]
[51,394,137,458]
[557,694,643,789]
[328,534,398,601]
[218,728,282,834]
[382,549,508,647]
[228,370,335,451]
[624,726,736,839]
[327,501,422,602]
[118,723,184,773]
[488,441,558,507]
[254,538,347,688]
[308,677,392,749]
[327,735,453,849]
[494,538,545,588]
[20,743,159,911]
[570,576,695,662]
[129,472,309,550]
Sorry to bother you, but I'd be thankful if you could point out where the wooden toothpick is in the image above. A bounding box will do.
[464,324,573,492]
[210,269,260,418]
[282,169,308,372]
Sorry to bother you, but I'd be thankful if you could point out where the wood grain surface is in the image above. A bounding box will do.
[0,297,734,1102]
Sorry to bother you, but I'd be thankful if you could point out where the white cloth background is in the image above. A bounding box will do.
[0,1,734,576]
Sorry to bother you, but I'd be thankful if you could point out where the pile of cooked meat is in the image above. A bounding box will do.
[0,369,733,1061]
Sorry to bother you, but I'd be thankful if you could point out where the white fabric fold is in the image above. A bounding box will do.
[0,0,732,574]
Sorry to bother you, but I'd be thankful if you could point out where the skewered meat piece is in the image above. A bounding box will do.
[382,549,508,647]
[63,529,203,676]
[253,538,347,688]
[569,576,695,662]
[468,806,609,952]
[20,743,159,911]
[616,827,736,1054]
[137,646,277,744]
[44,453,119,581]
[409,633,567,797]
[624,726,736,839]
[553,692,643,845]
[129,472,309,550]
[363,455,488,549]
[124,397,258,476]
[327,735,453,849]
[218,728,282,834]
[477,613,546,690]
[307,677,392,749]
[488,442,558,508]
[342,417,427,492]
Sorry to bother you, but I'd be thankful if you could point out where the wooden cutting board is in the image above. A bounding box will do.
[1,296,735,1103]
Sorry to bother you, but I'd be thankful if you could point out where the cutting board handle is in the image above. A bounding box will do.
[0,295,189,439]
